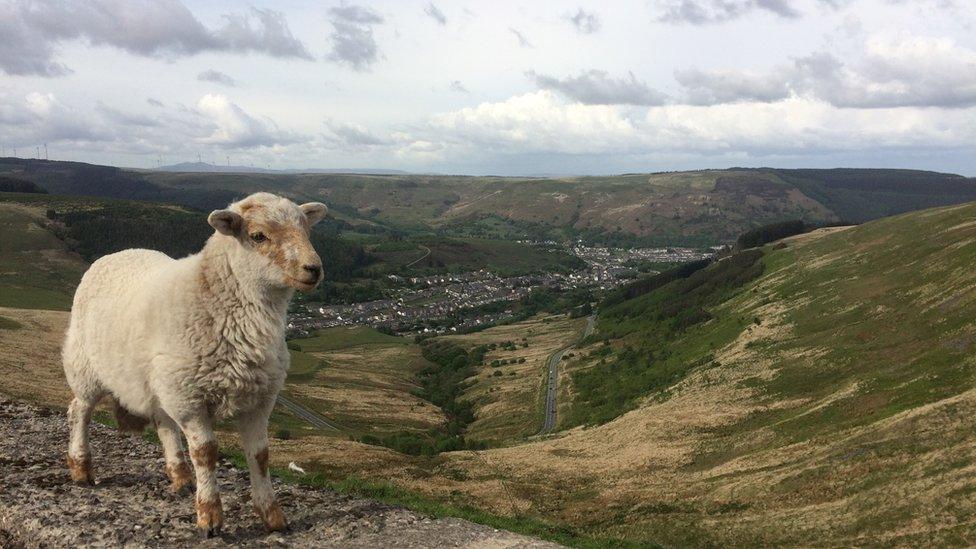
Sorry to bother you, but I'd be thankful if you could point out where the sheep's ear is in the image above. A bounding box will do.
[300,202,328,226]
[208,209,243,236]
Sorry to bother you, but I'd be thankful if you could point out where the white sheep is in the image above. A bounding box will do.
[62,192,327,537]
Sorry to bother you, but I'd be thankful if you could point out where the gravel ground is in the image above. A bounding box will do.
[0,396,561,548]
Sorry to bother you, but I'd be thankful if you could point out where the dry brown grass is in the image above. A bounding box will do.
[0,306,72,407]
[385,298,976,545]
[287,344,445,433]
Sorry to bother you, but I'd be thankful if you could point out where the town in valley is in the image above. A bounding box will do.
[287,243,721,337]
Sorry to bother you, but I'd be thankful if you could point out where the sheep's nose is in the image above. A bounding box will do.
[303,264,322,280]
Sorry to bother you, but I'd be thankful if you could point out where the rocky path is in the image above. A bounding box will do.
[0,396,560,548]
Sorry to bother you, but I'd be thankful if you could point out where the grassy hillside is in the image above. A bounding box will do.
[430,202,976,545]
[0,201,88,310]
[367,237,585,276]
[567,249,764,426]
[6,158,976,246]
[780,168,976,222]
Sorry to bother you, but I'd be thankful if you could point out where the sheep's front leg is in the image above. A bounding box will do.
[155,412,193,494]
[181,415,224,538]
[67,397,97,485]
[238,406,288,532]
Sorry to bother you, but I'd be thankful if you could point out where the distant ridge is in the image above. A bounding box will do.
[5,156,976,246]
[156,161,410,175]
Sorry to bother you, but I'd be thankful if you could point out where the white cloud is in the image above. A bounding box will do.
[409,90,976,160]
[528,70,669,106]
[394,138,445,162]
[4,92,107,144]
[326,4,384,71]
[0,0,312,77]
[1,2,974,174]
[324,121,388,148]
[675,67,792,104]
[567,8,601,33]
[424,3,447,26]
[197,69,237,87]
[425,91,643,155]
[675,35,976,108]
[655,0,846,24]
[0,90,306,155]
[195,94,301,147]
[509,28,532,48]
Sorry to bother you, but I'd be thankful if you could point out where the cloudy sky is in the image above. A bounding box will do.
[1,0,974,175]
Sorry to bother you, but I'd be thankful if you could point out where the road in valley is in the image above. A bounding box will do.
[404,245,431,268]
[278,313,595,435]
[539,315,595,434]
[275,393,340,431]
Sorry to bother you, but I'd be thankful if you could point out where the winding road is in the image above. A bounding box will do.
[404,245,431,268]
[539,315,595,434]
[275,394,340,431]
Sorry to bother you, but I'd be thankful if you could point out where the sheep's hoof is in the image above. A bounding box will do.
[171,483,194,497]
[195,495,224,538]
[199,525,222,539]
[67,455,94,486]
[266,520,290,534]
[257,502,289,533]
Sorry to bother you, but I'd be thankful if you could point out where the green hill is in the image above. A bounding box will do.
[0,192,215,309]
[456,201,976,545]
[5,157,976,246]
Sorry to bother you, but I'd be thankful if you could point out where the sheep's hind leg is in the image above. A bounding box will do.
[155,411,193,495]
[67,396,98,485]
[179,414,224,538]
[238,401,288,532]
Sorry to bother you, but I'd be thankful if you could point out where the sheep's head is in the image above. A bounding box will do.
[207,192,328,291]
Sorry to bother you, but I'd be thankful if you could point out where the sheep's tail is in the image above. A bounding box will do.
[111,398,150,434]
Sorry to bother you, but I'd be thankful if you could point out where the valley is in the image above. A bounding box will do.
[3,162,976,546]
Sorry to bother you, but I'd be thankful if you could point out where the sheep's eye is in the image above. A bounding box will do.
[250,232,267,243]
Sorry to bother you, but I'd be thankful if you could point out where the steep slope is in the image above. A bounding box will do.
[429,202,976,546]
